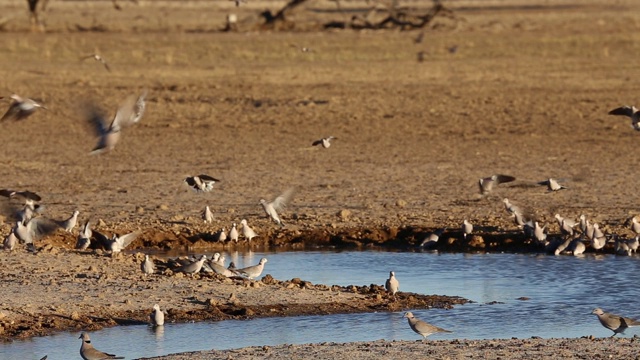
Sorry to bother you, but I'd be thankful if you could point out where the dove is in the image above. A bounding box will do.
[555,214,577,236]
[75,221,92,250]
[554,237,572,255]
[216,253,226,266]
[503,198,523,216]
[592,308,640,337]
[240,219,257,242]
[150,304,164,326]
[142,254,155,275]
[590,223,607,251]
[210,260,237,277]
[403,312,452,340]
[569,238,585,256]
[14,218,59,244]
[0,94,46,122]
[478,174,515,195]
[175,255,207,274]
[533,222,547,244]
[538,178,567,192]
[608,105,640,131]
[631,217,640,235]
[184,175,220,192]
[385,271,399,298]
[237,258,268,279]
[462,220,473,239]
[420,229,444,249]
[229,223,239,242]
[79,332,124,360]
[216,227,227,242]
[94,230,138,255]
[0,189,44,223]
[58,210,80,232]
[3,230,17,251]
[615,237,632,256]
[202,206,214,223]
[81,54,111,72]
[87,91,147,155]
[260,189,294,226]
[312,136,336,148]
[628,236,639,253]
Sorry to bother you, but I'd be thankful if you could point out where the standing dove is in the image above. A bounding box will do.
[202,205,214,223]
[592,308,640,337]
[142,254,155,275]
[462,220,473,239]
[240,219,257,242]
[238,258,268,279]
[403,312,452,340]
[79,332,124,360]
[229,223,239,242]
[385,271,399,298]
[150,304,164,326]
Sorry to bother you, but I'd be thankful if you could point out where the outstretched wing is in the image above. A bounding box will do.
[272,188,295,211]
[608,106,634,117]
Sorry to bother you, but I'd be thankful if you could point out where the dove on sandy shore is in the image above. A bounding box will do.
[403,312,452,340]
[94,230,138,255]
[590,223,607,251]
[312,136,336,148]
[385,271,399,298]
[175,255,207,274]
[240,219,257,242]
[569,238,585,256]
[58,210,80,233]
[142,254,155,275]
[75,221,92,250]
[0,94,46,122]
[554,237,572,255]
[615,237,632,256]
[420,229,444,249]
[87,91,147,155]
[237,258,268,279]
[79,332,124,360]
[537,178,567,192]
[202,206,214,223]
[608,105,640,131]
[229,223,239,242]
[3,231,17,251]
[150,304,164,326]
[628,236,639,253]
[210,260,237,277]
[260,189,294,226]
[14,218,59,244]
[592,308,640,337]
[555,214,577,236]
[216,228,227,242]
[81,54,111,72]
[503,198,523,216]
[462,220,473,239]
[184,175,220,193]
[216,253,226,267]
[478,174,515,195]
[0,189,44,223]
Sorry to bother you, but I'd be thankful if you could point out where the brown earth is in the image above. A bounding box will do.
[0,0,639,354]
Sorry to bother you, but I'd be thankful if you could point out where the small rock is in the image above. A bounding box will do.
[70,311,80,320]
[136,206,145,214]
[396,199,407,207]
[158,204,169,210]
[338,209,351,220]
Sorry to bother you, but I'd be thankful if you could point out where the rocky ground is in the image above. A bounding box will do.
[1,0,640,358]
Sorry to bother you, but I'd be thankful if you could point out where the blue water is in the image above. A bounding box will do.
[1,251,638,360]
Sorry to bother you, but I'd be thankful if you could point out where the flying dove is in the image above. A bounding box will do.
[592,308,640,337]
[184,175,220,193]
[240,219,257,242]
[150,304,164,326]
[462,220,473,240]
[537,178,567,192]
[312,136,336,148]
[0,94,46,122]
[87,91,147,155]
[260,188,294,226]
[385,271,399,299]
[79,332,124,360]
[237,258,267,279]
[478,174,515,195]
[94,230,138,255]
[403,312,452,340]
[142,254,155,275]
[81,54,111,72]
[202,206,214,223]
[229,223,239,242]
[608,105,640,131]
[14,218,59,244]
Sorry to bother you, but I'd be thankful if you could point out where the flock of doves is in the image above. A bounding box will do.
[2,91,640,358]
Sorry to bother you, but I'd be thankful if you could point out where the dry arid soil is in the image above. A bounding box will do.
[1,0,640,358]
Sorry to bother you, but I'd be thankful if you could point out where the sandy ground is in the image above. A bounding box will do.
[1,0,640,357]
